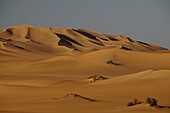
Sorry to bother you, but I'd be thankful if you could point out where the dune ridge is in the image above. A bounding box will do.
[0,25,168,57]
[0,25,170,113]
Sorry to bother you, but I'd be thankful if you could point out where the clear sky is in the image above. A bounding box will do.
[0,0,169,48]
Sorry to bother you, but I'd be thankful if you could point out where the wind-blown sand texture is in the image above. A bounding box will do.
[0,25,170,113]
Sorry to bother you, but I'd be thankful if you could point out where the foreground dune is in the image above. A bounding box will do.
[0,25,170,113]
[1,70,170,113]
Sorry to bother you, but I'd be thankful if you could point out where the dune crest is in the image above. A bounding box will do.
[0,25,168,57]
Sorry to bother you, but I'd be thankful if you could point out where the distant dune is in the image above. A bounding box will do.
[0,25,167,57]
[0,25,170,113]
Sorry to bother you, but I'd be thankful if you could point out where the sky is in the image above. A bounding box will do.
[0,0,169,48]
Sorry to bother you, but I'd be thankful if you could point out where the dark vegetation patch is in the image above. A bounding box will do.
[127,98,143,107]
[145,97,158,107]
[127,97,170,109]
[88,75,108,82]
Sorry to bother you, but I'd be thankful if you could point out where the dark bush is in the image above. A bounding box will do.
[146,97,152,104]
[146,97,158,106]
[134,98,140,105]
[127,98,143,107]
[127,102,134,106]
[150,98,158,106]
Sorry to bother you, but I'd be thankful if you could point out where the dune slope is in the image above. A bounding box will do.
[0,25,170,113]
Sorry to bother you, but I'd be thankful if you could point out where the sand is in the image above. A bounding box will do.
[0,25,170,113]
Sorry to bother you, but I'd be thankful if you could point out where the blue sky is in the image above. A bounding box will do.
[0,0,169,48]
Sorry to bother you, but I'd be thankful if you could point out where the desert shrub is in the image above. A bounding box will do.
[127,97,159,107]
[127,102,134,106]
[150,98,158,106]
[88,75,108,82]
[134,98,140,105]
[127,98,143,107]
[146,97,158,106]
[146,97,152,104]
[107,60,113,64]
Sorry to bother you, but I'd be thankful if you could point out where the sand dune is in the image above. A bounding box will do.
[53,94,97,102]
[0,25,170,113]
[18,48,170,77]
[0,25,167,57]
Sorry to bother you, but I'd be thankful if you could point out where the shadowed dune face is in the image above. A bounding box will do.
[0,25,168,57]
[0,25,170,113]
